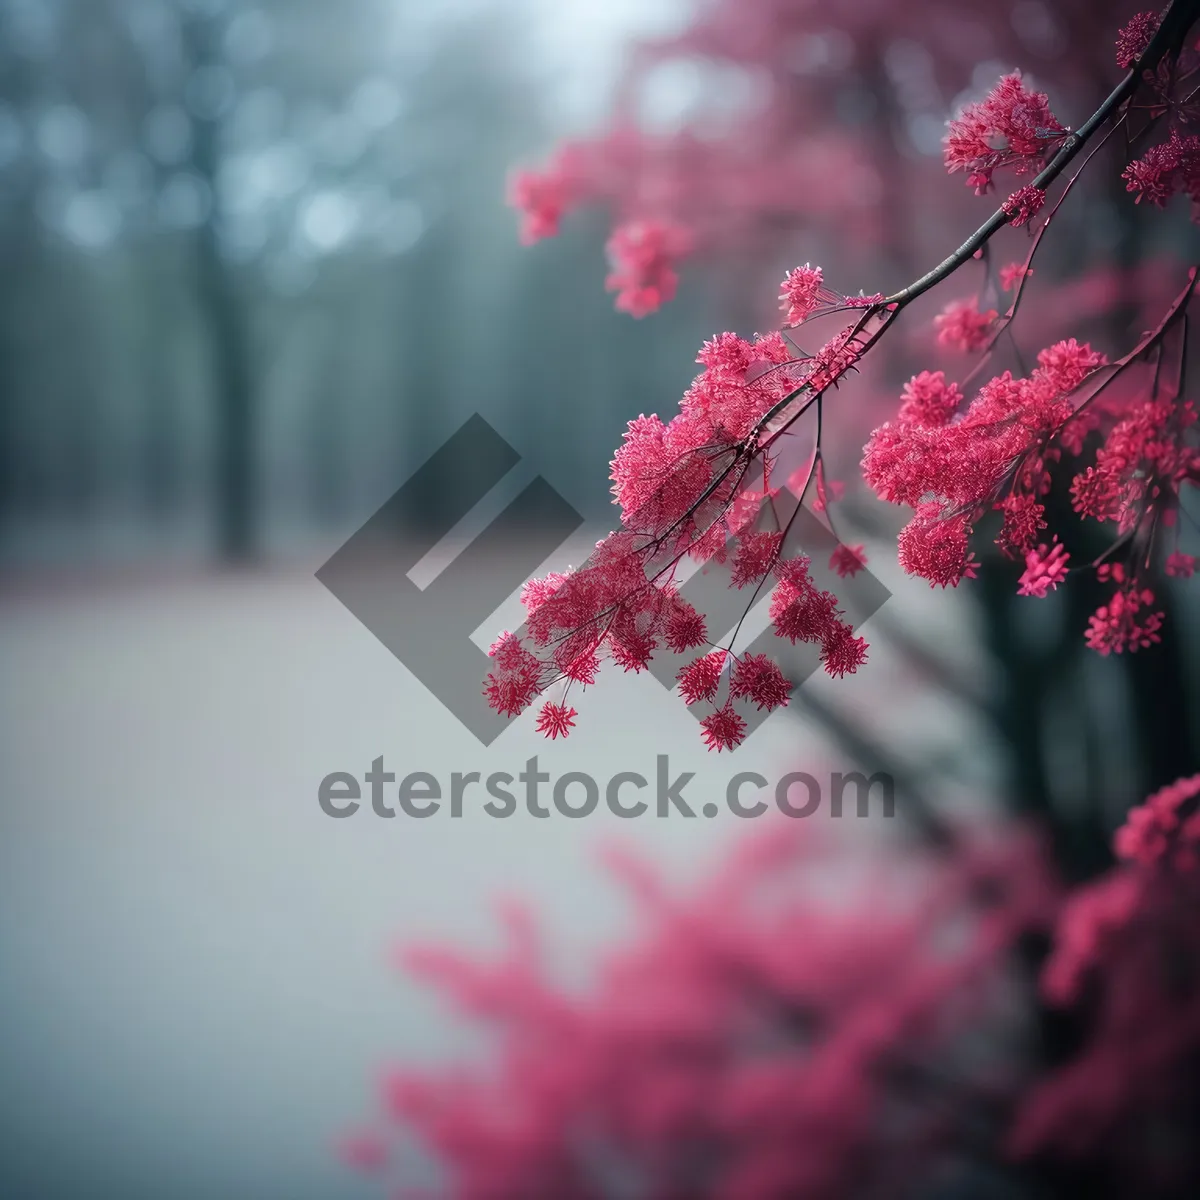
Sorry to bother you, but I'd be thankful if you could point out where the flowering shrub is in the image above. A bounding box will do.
[484,0,1200,750]
[1011,774,1200,1180]
[341,823,1061,1198]
[341,777,1200,1197]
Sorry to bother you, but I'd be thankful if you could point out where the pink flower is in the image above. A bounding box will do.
[1034,339,1105,393]
[604,219,691,317]
[934,299,997,352]
[677,651,727,706]
[778,262,833,324]
[483,632,542,717]
[1084,586,1164,654]
[664,598,709,651]
[1018,540,1070,597]
[483,302,875,749]
[1116,11,1160,69]
[1070,465,1122,521]
[1165,550,1197,578]
[999,261,1033,291]
[1114,774,1200,867]
[1003,184,1046,227]
[944,72,1068,194]
[769,557,834,641]
[998,493,1048,557]
[535,701,577,739]
[829,543,868,578]
[1123,130,1200,210]
[821,624,869,677]
[700,702,747,751]
[730,530,783,588]
[730,653,792,711]
[563,651,600,686]
[507,164,573,244]
[1038,871,1142,1005]
[897,505,980,589]
[898,370,962,426]
[1071,393,1193,529]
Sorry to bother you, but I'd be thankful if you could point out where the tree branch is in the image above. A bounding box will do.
[884,0,1200,309]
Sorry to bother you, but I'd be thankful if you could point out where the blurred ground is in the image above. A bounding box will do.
[0,558,852,1199]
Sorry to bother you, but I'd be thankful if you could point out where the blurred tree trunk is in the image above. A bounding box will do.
[0,45,49,527]
[393,219,453,524]
[142,248,184,517]
[182,13,256,563]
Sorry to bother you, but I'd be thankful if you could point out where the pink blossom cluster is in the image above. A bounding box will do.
[1069,382,1199,650]
[494,2,1200,746]
[1017,540,1070,597]
[864,316,1199,653]
[1165,549,1198,576]
[1014,774,1200,1174]
[342,825,1060,1199]
[604,220,692,318]
[863,340,1105,588]
[503,0,1140,319]
[482,536,711,728]
[506,149,583,244]
[933,299,997,352]
[484,272,882,749]
[1083,572,1164,655]
[1124,129,1200,215]
[1002,183,1046,227]
[1116,10,1161,69]
[767,556,867,677]
[1118,19,1200,222]
[999,261,1033,291]
[1114,772,1200,868]
[1069,393,1200,527]
[778,263,838,326]
[342,779,1200,1195]
[943,72,1069,195]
